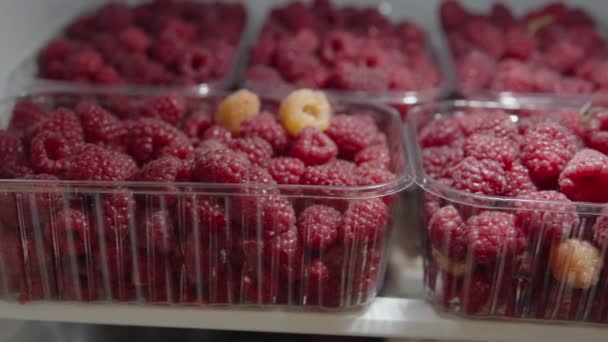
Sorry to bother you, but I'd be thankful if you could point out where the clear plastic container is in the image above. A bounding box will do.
[0,91,410,310]
[5,1,249,96]
[408,99,608,325]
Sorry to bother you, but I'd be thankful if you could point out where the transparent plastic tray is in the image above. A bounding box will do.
[0,91,410,311]
[407,99,608,325]
[5,0,249,96]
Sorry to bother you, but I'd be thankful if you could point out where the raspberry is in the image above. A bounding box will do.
[29,108,84,144]
[466,211,523,264]
[239,112,289,153]
[0,130,24,160]
[132,252,173,301]
[326,114,380,158]
[514,191,580,241]
[191,148,250,183]
[132,156,184,183]
[550,239,603,289]
[320,31,358,65]
[242,270,282,304]
[139,93,187,126]
[300,163,357,187]
[30,132,71,175]
[419,116,463,148]
[75,102,126,151]
[64,48,104,79]
[504,25,537,60]
[465,19,505,59]
[97,243,132,286]
[0,156,32,179]
[118,26,151,53]
[330,63,390,92]
[456,50,495,91]
[279,89,331,137]
[460,272,492,314]
[9,100,51,135]
[504,163,537,197]
[592,210,608,247]
[422,146,464,179]
[137,210,176,255]
[58,261,100,301]
[354,164,395,186]
[46,208,93,256]
[65,144,138,181]
[150,32,187,67]
[439,0,469,30]
[340,198,388,246]
[451,157,507,196]
[183,235,229,287]
[490,60,535,93]
[559,149,608,203]
[298,205,340,251]
[230,137,273,167]
[40,37,74,62]
[157,134,193,160]
[522,122,580,186]
[246,65,285,85]
[490,3,515,28]
[289,127,337,166]
[354,144,391,170]
[101,192,135,243]
[124,118,189,162]
[177,48,214,82]
[545,40,585,73]
[176,195,226,236]
[238,194,295,239]
[265,227,303,280]
[215,90,260,134]
[463,134,518,169]
[268,157,306,185]
[584,111,608,154]
[429,205,467,260]
[275,43,322,83]
[181,110,213,139]
[202,125,232,144]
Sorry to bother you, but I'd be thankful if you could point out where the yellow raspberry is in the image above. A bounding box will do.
[215,89,260,134]
[549,239,604,289]
[279,89,331,136]
[432,248,468,276]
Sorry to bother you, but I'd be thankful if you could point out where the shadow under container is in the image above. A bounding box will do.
[0,92,411,310]
[407,99,608,325]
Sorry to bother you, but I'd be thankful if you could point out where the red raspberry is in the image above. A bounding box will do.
[176,195,226,236]
[75,102,126,151]
[429,205,467,260]
[132,253,174,302]
[40,38,74,62]
[125,118,189,162]
[246,65,285,85]
[559,149,608,203]
[275,43,322,83]
[330,62,390,92]
[290,128,337,166]
[132,156,185,183]
[463,134,518,169]
[9,100,51,135]
[46,208,93,256]
[240,112,289,153]
[29,108,84,144]
[65,144,138,181]
[422,146,464,179]
[0,156,32,179]
[545,40,585,73]
[584,111,608,154]
[181,110,213,139]
[242,270,282,304]
[0,130,24,160]
[456,50,495,91]
[326,114,380,158]
[137,210,176,255]
[230,137,274,167]
[592,209,608,247]
[58,260,100,301]
[101,192,135,243]
[268,157,306,185]
[460,272,492,314]
[340,198,388,246]
[514,191,580,241]
[30,132,71,175]
[466,211,524,264]
[177,48,214,82]
[202,125,232,144]
[419,116,463,148]
[118,26,150,53]
[298,205,340,251]
[439,0,469,30]
[239,194,296,239]
[139,93,187,126]
[265,227,303,280]
[490,3,515,28]
[300,163,357,187]
[306,258,330,294]
[465,19,505,59]
[504,25,537,60]
[451,157,507,196]
[522,122,580,186]
[504,163,537,197]
[354,144,390,169]
[98,244,132,297]
[191,148,250,183]
[354,164,395,186]
[555,77,593,95]
[320,31,358,65]
[490,59,535,93]
[64,48,104,79]
[183,235,229,287]
[150,33,188,67]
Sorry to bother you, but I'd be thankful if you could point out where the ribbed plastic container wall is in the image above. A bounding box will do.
[0,92,410,310]
[408,100,608,325]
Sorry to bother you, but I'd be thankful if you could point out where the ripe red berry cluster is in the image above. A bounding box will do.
[246,0,441,92]
[0,91,395,307]
[38,1,245,86]
[442,1,608,96]
[420,106,608,321]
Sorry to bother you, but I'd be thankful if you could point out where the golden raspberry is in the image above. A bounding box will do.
[215,89,260,134]
[279,89,331,136]
[549,239,604,289]
[432,248,468,276]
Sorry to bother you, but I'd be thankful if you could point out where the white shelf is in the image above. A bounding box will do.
[0,298,605,342]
